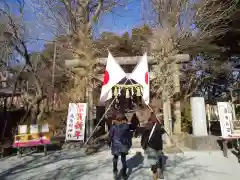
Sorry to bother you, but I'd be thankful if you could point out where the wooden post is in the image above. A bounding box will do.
[17,148,20,157]
[44,145,47,156]
[0,147,3,158]
[222,139,228,157]
[52,41,57,111]
[88,86,93,136]
[85,82,94,138]
[1,98,7,146]
[17,148,22,157]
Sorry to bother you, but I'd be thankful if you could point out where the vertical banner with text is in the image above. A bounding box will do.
[65,103,87,141]
[217,102,233,138]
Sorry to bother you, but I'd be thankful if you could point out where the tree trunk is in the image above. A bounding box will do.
[21,95,44,124]
[37,99,47,124]
[30,104,38,124]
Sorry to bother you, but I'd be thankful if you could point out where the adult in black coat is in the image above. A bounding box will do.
[141,112,165,180]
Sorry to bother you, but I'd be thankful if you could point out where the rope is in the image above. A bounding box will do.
[127,79,184,153]
[83,77,183,154]
[82,78,129,148]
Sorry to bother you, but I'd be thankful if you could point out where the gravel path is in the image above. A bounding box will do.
[0,148,239,180]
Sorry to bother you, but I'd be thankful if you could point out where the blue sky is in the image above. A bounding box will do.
[1,0,146,52]
[95,0,145,36]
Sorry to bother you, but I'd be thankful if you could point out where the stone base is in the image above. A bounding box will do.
[184,135,221,150]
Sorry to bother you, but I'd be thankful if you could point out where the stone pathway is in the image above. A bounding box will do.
[0,148,239,180]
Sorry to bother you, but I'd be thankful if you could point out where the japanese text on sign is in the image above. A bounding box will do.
[217,102,233,138]
[65,103,87,141]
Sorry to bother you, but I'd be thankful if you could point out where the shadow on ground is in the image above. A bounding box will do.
[163,154,229,180]
[127,152,229,180]
[0,150,233,180]
[0,149,111,180]
[231,150,240,163]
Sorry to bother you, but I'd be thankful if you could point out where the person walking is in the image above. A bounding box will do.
[130,113,140,138]
[141,112,165,180]
[109,112,132,180]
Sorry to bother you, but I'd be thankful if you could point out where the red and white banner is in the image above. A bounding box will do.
[65,103,87,141]
[99,51,126,103]
[128,53,149,104]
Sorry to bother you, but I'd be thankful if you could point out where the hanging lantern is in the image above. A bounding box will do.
[136,87,141,97]
[131,87,134,96]
[126,88,130,98]
[118,87,121,95]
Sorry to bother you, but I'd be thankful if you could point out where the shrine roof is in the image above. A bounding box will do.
[0,88,21,97]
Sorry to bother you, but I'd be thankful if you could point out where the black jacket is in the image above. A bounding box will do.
[141,123,165,151]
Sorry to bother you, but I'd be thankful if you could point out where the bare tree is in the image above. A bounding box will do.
[30,0,129,103]
[0,1,47,124]
[148,0,237,100]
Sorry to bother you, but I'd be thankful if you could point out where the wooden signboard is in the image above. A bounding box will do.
[13,124,51,148]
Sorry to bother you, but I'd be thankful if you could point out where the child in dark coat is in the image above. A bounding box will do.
[109,113,132,180]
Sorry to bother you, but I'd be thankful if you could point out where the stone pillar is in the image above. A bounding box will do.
[162,90,172,146]
[173,63,181,134]
[191,97,208,136]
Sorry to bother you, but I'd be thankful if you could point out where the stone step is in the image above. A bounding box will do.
[184,135,221,150]
[131,137,186,153]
